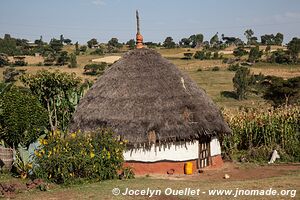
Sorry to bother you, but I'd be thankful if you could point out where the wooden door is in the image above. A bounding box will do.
[197,140,211,169]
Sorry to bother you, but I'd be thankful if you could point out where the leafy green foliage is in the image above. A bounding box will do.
[227,64,240,71]
[223,106,300,162]
[84,63,107,76]
[20,70,91,131]
[108,38,122,49]
[287,37,300,63]
[183,53,193,60]
[163,37,176,49]
[126,39,135,50]
[248,46,263,63]
[0,88,48,148]
[268,49,291,64]
[68,53,77,68]
[33,129,126,184]
[261,33,284,45]
[244,29,257,45]
[210,33,219,46]
[49,38,63,53]
[56,51,69,66]
[79,45,87,53]
[232,67,253,100]
[3,68,26,83]
[90,48,104,55]
[0,53,9,67]
[233,47,248,57]
[261,76,300,106]
[194,51,205,60]
[211,66,220,71]
[189,34,204,48]
[87,38,98,48]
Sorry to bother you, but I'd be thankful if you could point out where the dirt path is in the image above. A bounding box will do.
[148,162,300,181]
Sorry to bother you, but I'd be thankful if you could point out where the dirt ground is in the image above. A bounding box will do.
[2,162,298,200]
[148,162,300,181]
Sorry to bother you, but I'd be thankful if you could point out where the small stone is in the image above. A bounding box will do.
[224,174,230,179]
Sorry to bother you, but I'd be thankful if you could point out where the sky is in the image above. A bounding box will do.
[0,0,300,44]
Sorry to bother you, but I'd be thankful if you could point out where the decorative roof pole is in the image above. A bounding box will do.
[136,10,144,49]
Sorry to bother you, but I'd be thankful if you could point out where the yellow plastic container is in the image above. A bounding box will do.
[184,162,193,175]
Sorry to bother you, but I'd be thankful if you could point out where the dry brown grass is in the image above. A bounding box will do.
[8,55,44,65]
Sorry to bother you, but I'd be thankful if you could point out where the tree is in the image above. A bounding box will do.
[79,45,87,52]
[183,53,193,59]
[0,87,48,147]
[49,38,63,53]
[179,38,191,47]
[233,47,248,58]
[0,53,9,67]
[63,38,72,45]
[274,33,284,45]
[108,38,122,48]
[60,35,64,44]
[248,46,262,63]
[75,42,80,55]
[84,62,107,76]
[269,49,291,64]
[69,53,77,68]
[90,48,104,55]
[56,51,69,65]
[222,34,244,46]
[163,37,176,48]
[194,51,205,60]
[0,34,20,55]
[189,34,204,48]
[244,29,254,44]
[261,76,300,105]
[87,38,98,48]
[210,33,219,46]
[287,37,300,63]
[233,67,253,100]
[126,39,135,50]
[3,68,25,83]
[20,70,91,131]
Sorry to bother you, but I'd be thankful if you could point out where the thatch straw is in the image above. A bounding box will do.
[70,48,231,146]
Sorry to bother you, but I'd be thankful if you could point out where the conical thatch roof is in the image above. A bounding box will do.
[70,48,230,146]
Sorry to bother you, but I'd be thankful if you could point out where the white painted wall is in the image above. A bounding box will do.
[124,141,198,162]
[210,137,221,156]
[123,138,222,162]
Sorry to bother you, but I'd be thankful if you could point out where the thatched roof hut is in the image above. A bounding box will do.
[70,48,230,145]
[70,48,230,174]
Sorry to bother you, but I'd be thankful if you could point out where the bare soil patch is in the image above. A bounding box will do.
[147,162,300,181]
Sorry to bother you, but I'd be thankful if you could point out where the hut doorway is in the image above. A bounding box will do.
[197,138,211,169]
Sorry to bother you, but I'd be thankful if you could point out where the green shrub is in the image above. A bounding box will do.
[183,53,193,60]
[211,66,220,71]
[227,64,240,71]
[33,128,126,184]
[68,53,77,68]
[90,48,104,55]
[194,51,205,60]
[84,63,107,76]
[0,88,48,147]
[213,52,219,59]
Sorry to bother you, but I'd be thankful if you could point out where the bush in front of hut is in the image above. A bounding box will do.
[32,128,128,184]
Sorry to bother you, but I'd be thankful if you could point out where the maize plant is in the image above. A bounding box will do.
[222,105,300,162]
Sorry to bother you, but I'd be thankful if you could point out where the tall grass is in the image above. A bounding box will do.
[222,105,300,162]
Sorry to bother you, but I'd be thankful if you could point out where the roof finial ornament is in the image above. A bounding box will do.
[136,10,144,49]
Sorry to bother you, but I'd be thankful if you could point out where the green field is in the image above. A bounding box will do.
[1,47,300,111]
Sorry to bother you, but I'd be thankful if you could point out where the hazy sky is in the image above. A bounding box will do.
[1,0,300,44]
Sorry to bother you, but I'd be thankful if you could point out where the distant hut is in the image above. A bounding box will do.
[70,11,231,175]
